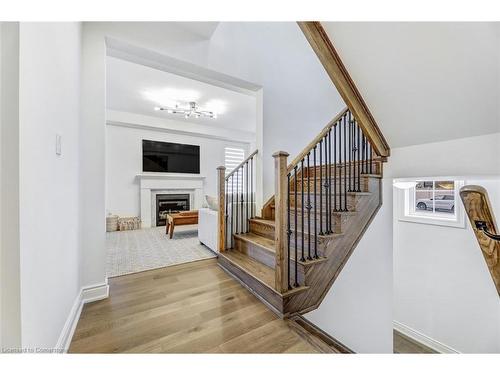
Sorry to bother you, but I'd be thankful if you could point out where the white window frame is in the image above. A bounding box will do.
[224,147,245,193]
[396,177,466,228]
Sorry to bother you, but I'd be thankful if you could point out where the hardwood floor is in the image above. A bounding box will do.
[69,259,320,353]
[393,330,437,354]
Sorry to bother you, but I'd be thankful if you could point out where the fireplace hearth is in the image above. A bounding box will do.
[156,194,190,226]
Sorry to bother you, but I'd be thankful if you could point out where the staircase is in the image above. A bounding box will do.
[215,107,389,318]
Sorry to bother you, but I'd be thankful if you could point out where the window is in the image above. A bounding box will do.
[224,147,245,175]
[397,178,465,228]
[224,147,245,193]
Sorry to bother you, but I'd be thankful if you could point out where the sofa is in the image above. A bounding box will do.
[198,207,219,253]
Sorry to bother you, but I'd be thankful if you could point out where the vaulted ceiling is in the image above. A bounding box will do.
[322,22,500,148]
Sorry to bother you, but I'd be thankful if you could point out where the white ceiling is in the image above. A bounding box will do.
[323,22,500,148]
[106,56,256,133]
[173,22,220,39]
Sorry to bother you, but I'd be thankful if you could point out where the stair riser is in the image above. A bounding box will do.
[290,178,370,193]
[233,237,307,286]
[288,194,362,212]
[249,221,275,240]
[299,162,382,177]
[248,223,331,258]
[289,213,350,234]
[234,236,275,268]
[287,238,328,258]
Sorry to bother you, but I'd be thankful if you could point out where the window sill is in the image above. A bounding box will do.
[398,213,465,228]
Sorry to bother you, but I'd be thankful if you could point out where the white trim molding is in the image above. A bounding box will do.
[393,320,460,354]
[56,280,109,353]
[137,173,205,228]
[395,177,466,229]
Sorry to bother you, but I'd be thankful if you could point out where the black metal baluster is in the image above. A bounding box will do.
[313,145,318,259]
[361,133,366,174]
[319,139,323,235]
[333,123,337,212]
[369,142,373,174]
[343,113,348,211]
[287,173,292,290]
[348,111,352,192]
[324,134,330,234]
[357,121,361,191]
[339,116,343,212]
[225,178,228,249]
[235,169,238,234]
[294,165,298,287]
[300,160,305,262]
[307,153,312,260]
[240,168,244,233]
[246,161,249,231]
[250,157,254,218]
[231,175,234,247]
[352,118,356,192]
[328,129,332,234]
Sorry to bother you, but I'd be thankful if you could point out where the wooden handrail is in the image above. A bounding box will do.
[298,21,390,158]
[460,185,500,296]
[286,107,348,174]
[225,149,258,180]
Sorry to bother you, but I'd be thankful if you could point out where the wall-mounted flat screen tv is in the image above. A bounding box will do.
[142,140,200,174]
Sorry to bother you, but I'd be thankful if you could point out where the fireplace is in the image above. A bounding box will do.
[155,194,190,226]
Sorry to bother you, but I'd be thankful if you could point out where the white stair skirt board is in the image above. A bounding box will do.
[56,281,109,353]
[393,320,460,354]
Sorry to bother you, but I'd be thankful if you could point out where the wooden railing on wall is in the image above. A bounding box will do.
[460,185,500,296]
[297,21,390,158]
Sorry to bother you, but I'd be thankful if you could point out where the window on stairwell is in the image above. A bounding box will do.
[224,147,245,193]
[396,178,465,228]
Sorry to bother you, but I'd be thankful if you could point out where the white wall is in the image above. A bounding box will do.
[0,22,22,349]
[306,134,500,353]
[390,134,500,353]
[207,22,346,199]
[305,180,394,353]
[106,123,250,217]
[18,23,82,348]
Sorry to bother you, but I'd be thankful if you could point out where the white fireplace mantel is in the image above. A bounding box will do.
[137,173,206,228]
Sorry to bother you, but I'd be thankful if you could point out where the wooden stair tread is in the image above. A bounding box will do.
[219,250,309,298]
[235,232,330,265]
[249,218,276,227]
[248,218,343,239]
[220,249,275,288]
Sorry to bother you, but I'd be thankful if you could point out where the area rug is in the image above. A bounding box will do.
[106,225,216,277]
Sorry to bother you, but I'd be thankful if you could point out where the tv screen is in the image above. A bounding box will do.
[142,140,200,174]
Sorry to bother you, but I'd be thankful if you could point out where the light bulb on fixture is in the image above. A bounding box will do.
[154,101,217,120]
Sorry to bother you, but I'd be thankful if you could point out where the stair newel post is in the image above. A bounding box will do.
[217,166,226,252]
[273,151,290,293]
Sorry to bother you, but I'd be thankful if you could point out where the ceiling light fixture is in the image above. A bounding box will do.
[154,101,217,119]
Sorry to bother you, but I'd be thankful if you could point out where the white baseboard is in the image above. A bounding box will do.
[56,280,109,353]
[81,279,109,304]
[393,320,460,354]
